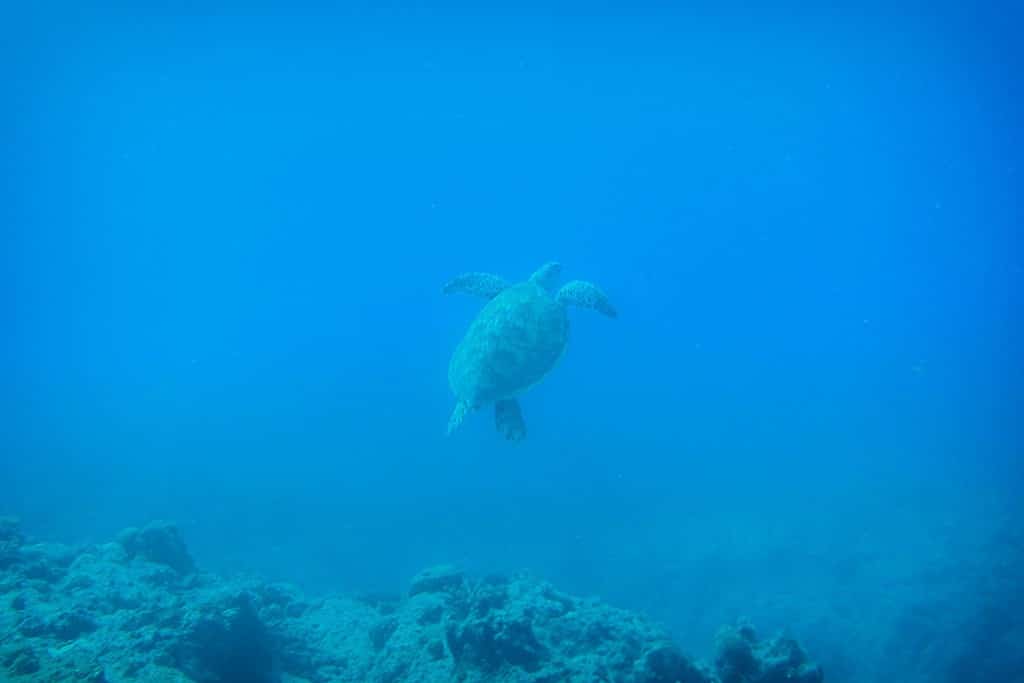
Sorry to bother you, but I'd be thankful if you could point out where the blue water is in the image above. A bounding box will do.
[3,3,1021,681]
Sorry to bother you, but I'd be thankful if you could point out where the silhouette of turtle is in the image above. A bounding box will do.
[444,262,617,440]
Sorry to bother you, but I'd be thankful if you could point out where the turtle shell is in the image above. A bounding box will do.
[448,282,569,407]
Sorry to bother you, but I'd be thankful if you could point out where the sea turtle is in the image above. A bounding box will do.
[443,262,617,440]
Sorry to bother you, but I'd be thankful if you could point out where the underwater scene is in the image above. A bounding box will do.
[2,2,1021,682]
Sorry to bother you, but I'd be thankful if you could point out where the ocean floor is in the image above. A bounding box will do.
[0,517,823,683]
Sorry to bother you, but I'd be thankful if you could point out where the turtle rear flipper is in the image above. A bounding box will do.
[447,400,470,436]
[556,280,618,318]
[495,399,526,442]
[443,272,509,299]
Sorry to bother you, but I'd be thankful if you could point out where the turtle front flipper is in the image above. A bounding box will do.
[495,399,526,442]
[556,280,618,318]
[443,272,509,299]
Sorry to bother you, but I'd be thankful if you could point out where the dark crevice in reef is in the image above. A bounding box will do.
[0,517,823,683]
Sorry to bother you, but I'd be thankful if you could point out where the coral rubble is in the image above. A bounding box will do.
[0,519,822,682]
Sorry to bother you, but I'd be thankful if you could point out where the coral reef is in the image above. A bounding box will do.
[714,620,822,683]
[0,519,823,682]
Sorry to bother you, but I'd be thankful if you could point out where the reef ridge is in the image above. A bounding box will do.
[0,518,823,683]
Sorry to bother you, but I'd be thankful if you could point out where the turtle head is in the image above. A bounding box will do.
[528,262,562,291]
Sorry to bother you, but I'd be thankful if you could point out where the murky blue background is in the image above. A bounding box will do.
[4,3,1021,680]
